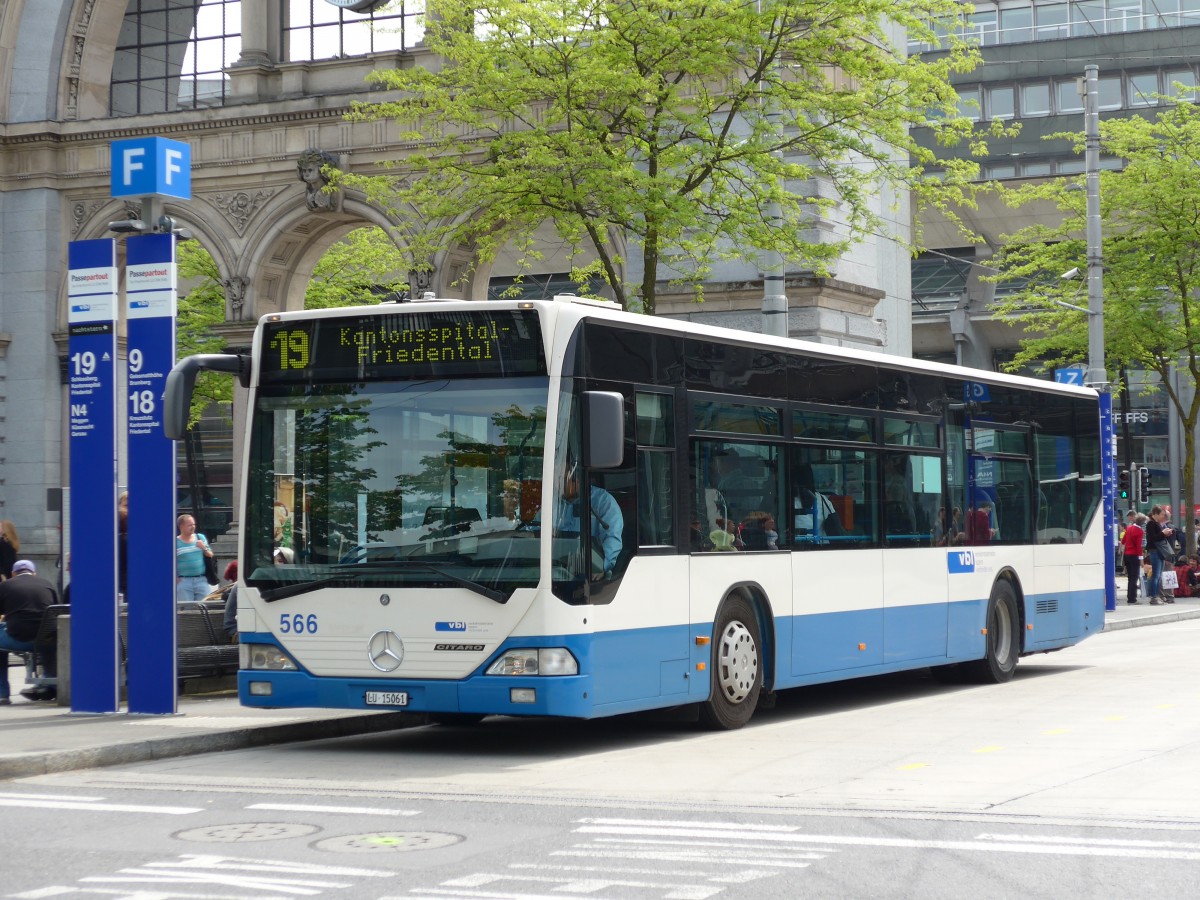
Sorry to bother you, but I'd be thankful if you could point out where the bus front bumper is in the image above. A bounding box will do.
[237,667,594,719]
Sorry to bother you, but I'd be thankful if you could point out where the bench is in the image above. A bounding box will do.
[176,601,239,680]
[16,604,70,695]
[13,602,238,702]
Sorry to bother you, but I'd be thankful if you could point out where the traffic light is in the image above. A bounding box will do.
[1119,468,1130,501]
[1139,466,1152,504]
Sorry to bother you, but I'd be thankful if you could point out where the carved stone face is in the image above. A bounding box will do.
[298,161,323,186]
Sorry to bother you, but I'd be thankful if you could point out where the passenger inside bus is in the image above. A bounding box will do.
[966,501,996,544]
[792,463,846,542]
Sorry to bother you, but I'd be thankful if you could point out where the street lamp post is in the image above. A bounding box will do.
[758,0,788,338]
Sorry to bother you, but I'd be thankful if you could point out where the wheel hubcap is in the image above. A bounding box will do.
[716,620,758,703]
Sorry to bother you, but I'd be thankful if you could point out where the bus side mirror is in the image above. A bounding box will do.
[583,391,624,469]
[164,353,251,440]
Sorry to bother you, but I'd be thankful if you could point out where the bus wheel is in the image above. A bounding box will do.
[961,580,1020,684]
[699,594,762,730]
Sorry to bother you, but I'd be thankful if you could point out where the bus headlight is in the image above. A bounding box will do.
[486,648,578,676]
[242,643,298,671]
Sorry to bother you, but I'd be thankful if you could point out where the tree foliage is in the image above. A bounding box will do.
[176,239,232,425]
[304,226,410,309]
[346,0,982,314]
[990,101,1200,536]
[175,228,408,427]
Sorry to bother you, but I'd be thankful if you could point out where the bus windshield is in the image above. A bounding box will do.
[245,376,548,601]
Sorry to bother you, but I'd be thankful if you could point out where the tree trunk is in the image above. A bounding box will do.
[640,223,659,317]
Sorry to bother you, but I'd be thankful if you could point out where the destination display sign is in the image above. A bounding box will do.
[260,309,546,383]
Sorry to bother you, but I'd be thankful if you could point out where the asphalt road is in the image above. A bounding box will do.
[3,620,1200,899]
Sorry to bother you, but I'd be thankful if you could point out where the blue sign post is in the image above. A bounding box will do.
[67,239,121,714]
[125,233,179,714]
[1100,392,1118,611]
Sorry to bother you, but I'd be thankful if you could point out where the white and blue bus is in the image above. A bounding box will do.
[166,295,1105,729]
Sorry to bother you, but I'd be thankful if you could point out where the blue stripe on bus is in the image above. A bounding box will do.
[238,588,1104,719]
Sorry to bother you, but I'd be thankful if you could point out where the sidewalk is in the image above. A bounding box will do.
[1099,590,1200,630]
[0,685,417,781]
[2,597,1198,782]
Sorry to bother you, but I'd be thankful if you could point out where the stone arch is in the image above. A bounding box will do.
[61,196,242,329]
[62,0,131,121]
[238,191,485,318]
[462,218,626,303]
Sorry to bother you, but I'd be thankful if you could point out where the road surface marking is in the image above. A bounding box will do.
[247,802,420,816]
[442,872,722,899]
[509,863,777,885]
[0,797,199,815]
[575,820,1200,860]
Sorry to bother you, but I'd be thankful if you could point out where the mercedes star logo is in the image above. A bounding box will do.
[367,630,405,672]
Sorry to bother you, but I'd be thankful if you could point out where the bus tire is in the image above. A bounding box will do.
[961,580,1020,684]
[699,594,762,730]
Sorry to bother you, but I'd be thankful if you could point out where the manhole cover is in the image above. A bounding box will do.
[313,831,464,853]
[175,822,321,843]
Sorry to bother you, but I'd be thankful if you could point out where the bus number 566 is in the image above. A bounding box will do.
[280,613,318,634]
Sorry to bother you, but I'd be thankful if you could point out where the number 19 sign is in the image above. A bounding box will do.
[67,239,121,713]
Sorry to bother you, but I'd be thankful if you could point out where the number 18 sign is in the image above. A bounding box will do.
[125,232,179,715]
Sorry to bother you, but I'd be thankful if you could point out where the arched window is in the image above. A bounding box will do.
[285,1,423,61]
[110,1,424,117]
[111,0,241,116]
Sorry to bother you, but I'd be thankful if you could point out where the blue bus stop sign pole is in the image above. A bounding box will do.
[1100,392,1117,612]
[125,233,179,714]
[67,239,121,714]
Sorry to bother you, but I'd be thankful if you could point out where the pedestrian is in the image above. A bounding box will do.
[1173,555,1191,601]
[0,560,57,705]
[117,491,128,602]
[0,520,19,580]
[176,514,215,604]
[1145,505,1176,605]
[1188,556,1200,597]
[1122,511,1145,604]
[221,561,239,641]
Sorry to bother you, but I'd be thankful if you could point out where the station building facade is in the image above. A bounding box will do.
[912,1,1200,515]
[0,0,911,569]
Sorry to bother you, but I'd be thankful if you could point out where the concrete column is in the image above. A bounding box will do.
[237,0,273,66]
[0,189,65,563]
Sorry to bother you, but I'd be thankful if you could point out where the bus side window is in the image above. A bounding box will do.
[635,392,675,548]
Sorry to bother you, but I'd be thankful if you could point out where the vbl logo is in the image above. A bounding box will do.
[948,550,975,574]
[435,621,467,632]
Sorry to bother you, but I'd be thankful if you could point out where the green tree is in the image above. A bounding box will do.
[990,101,1200,548]
[176,239,232,424]
[174,228,409,425]
[346,0,981,314]
[304,226,410,309]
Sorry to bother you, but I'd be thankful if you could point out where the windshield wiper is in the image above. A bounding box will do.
[350,560,508,604]
[258,561,508,604]
[260,573,367,603]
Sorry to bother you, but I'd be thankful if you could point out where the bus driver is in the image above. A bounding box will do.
[559,460,624,578]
